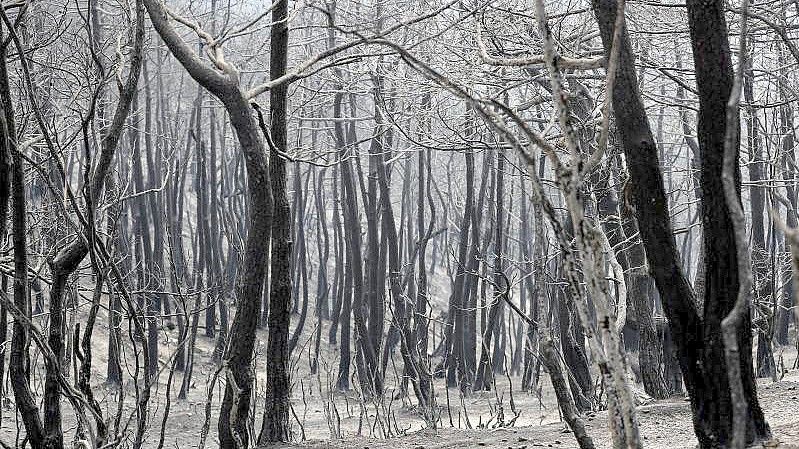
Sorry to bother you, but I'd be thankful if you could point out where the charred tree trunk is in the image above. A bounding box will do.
[143,1,277,446]
[258,0,292,438]
[372,86,433,413]
[592,0,771,444]
[475,151,507,392]
[776,41,797,348]
[288,162,310,354]
[338,94,382,396]
[5,32,47,445]
[744,56,775,378]
[0,22,10,421]
[3,3,144,446]
[415,146,435,403]
[329,162,344,346]
[686,0,770,443]
[130,93,159,377]
[541,335,595,449]
[443,145,474,388]
[521,164,543,391]
[312,164,330,374]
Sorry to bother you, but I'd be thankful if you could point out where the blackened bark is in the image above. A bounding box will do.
[130,93,159,376]
[6,39,46,446]
[461,151,492,382]
[364,121,383,357]
[312,165,330,374]
[329,162,345,346]
[557,288,593,411]
[2,2,142,445]
[415,147,435,400]
[475,151,506,392]
[521,176,542,392]
[258,2,292,437]
[372,87,432,411]
[136,0,277,434]
[491,154,509,376]
[443,148,472,387]
[336,93,382,395]
[623,220,668,398]
[143,66,170,335]
[214,94,273,448]
[592,0,770,444]
[0,23,10,421]
[10,122,48,448]
[180,93,206,398]
[337,207,354,391]
[686,0,769,443]
[288,162,310,354]
[541,336,595,449]
[166,105,192,374]
[448,148,474,389]
[595,150,668,399]
[207,113,222,341]
[776,42,797,347]
[22,1,143,444]
[745,59,775,378]
[105,176,124,385]
[332,96,355,391]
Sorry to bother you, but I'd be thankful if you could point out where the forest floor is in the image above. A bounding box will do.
[3,299,799,448]
[272,373,799,449]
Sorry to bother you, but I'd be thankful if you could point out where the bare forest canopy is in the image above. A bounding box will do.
[1,0,799,447]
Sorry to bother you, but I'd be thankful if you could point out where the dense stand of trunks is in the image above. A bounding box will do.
[0,0,795,448]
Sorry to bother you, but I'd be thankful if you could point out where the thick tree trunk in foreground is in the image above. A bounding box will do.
[216,95,273,449]
[592,0,770,445]
[141,2,276,447]
[687,0,769,440]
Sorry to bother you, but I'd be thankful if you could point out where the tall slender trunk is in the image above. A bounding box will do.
[744,54,775,378]
[329,162,344,345]
[288,162,310,353]
[258,0,292,438]
[312,164,330,374]
[475,151,506,391]
[4,28,47,444]
[130,92,159,376]
[0,22,10,424]
[776,41,797,347]
[446,147,473,389]
[364,117,383,357]
[521,162,544,391]
[415,146,435,402]
[335,92,382,395]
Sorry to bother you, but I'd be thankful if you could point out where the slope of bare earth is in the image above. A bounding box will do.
[2,291,799,449]
[274,370,799,449]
